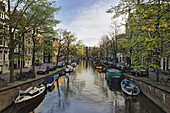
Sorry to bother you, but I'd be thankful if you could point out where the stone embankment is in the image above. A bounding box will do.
[125,74,170,113]
[0,68,62,111]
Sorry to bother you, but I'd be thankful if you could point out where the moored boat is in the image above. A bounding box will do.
[65,65,73,72]
[121,79,140,96]
[42,75,55,89]
[95,64,103,70]
[71,63,77,67]
[53,74,59,80]
[105,69,123,83]
[15,85,45,109]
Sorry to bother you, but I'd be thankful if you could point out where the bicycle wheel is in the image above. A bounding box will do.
[166,79,170,86]
[0,80,5,87]
[159,78,164,84]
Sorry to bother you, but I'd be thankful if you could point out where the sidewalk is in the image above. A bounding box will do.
[0,63,54,83]
[149,71,169,81]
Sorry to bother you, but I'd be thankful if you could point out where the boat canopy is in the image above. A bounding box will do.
[107,69,122,76]
[42,75,54,84]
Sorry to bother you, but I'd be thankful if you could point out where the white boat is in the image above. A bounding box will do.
[65,65,73,72]
[121,79,140,96]
[15,85,46,109]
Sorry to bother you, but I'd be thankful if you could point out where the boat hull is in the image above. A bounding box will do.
[111,77,123,83]
[121,79,140,96]
[15,89,46,109]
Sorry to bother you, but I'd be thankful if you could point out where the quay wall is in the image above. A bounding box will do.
[0,69,61,111]
[126,76,170,113]
[0,78,44,111]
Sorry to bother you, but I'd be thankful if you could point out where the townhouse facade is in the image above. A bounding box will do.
[0,1,9,74]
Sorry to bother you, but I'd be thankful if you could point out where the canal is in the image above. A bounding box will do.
[2,60,166,113]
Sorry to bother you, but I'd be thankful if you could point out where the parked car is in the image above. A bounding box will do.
[116,65,130,73]
[35,62,41,66]
[108,63,115,68]
[131,68,148,77]
[49,65,56,71]
[37,66,50,75]
[62,62,65,66]
[57,63,63,68]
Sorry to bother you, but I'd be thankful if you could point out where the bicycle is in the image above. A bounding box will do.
[159,76,170,86]
[0,76,7,87]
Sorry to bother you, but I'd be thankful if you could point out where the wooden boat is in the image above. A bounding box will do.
[105,69,123,83]
[120,79,140,96]
[15,85,45,109]
[42,75,55,89]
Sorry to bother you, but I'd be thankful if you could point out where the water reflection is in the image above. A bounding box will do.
[2,60,166,113]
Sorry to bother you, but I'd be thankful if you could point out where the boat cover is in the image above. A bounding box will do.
[54,74,59,78]
[42,75,54,85]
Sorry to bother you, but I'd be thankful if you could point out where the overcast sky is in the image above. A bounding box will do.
[56,0,123,47]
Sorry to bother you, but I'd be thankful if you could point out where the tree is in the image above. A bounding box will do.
[107,0,169,81]
[6,0,60,82]
[99,34,111,64]
[28,1,60,74]
[55,29,65,68]
[63,30,77,64]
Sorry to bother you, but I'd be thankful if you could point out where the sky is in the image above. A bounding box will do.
[55,0,123,47]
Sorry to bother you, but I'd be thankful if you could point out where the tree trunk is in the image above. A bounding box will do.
[67,42,70,64]
[10,47,14,82]
[32,28,36,75]
[56,43,61,67]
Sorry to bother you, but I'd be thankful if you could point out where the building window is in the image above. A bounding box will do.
[0,39,3,46]
[0,53,3,61]
[45,57,48,62]
[25,48,27,54]
[28,39,31,44]
[29,58,31,65]
[5,54,8,61]
[45,52,48,56]
[0,11,2,18]
[29,48,30,54]
[4,40,8,47]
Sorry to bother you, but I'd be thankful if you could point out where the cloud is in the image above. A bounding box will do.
[58,0,122,47]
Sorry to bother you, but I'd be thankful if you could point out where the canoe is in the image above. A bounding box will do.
[120,79,140,96]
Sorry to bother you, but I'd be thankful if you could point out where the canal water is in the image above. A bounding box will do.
[2,60,166,113]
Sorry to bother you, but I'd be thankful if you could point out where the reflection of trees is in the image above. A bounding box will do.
[77,61,83,73]
[92,62,126,113]
[55,66,86,112]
